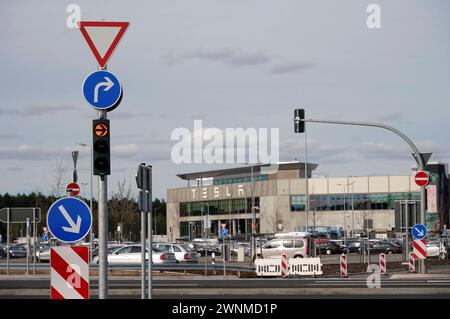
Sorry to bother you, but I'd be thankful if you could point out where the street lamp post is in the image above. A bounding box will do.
[338,179,356,241]
[77,143,94,263]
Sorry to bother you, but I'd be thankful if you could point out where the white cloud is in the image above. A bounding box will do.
[163,48,271,67]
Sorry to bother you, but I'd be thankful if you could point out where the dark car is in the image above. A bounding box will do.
[0,243,7,257]
[365,242,402,254]
[195,244,222,256]
[316,241,343,255]
[344,241,361,253]
[6,243,28,258]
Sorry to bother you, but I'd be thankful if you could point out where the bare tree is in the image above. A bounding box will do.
[109,178,138,242]
[47,158,69,198]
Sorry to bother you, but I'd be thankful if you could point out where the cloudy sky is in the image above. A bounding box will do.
[0,0,449,200]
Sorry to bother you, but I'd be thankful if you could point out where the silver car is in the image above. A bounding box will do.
[94,245,176,264]
[36,246,51,262]
[259,237,307,259]
[153,243,199,263]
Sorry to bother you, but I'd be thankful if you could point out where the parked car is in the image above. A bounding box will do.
[364,242,402,254]
[230,242,251,256]
[6,244,28,258]
[100,245,176,264]
[36,246,51,262]
[153,243,199,263]
[258,237,307,259]
[316,241,343,255]
[344,241,361,253]
[426,241,447,259]
[195,244,222,256]
[0,243,7,257]
[91,244,125,258]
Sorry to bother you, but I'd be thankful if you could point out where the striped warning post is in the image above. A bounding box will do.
[413,239,427,260]
[51,246,89,299]
[379,253,386,275]
[409,252,415,272]
[340,253,348,277]
[281,253,288,278]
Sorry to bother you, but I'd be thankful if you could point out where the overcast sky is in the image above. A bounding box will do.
[1,0,449,200]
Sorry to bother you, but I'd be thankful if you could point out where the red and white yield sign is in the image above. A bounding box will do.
[51,246,89,299]
[78,21,129,69]
[66,183,80,196]
[414,171,430,187]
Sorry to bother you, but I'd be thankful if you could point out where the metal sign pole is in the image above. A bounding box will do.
[33,209,37,276]
[98,110,108,299]
[26,217,30,276]
[6,208,9,275]
[90,144,94,264]
[147,199,152,299]
[223,240,226,276]
[305,125,309,232]
[140,202,147,299]
[146,165,153,299]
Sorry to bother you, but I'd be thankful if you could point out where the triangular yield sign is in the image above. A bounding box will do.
[78,21,129,69]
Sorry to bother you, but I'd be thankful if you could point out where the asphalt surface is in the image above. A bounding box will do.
[2,276,450,289]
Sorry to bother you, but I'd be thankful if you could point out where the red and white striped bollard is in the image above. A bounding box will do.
[408,252,415,272]
[340,253,348,277]
[379,253,386,275]
[281,253,288,278]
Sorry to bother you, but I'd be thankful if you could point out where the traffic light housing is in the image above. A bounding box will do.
[93,118,110,176]
[294,109,305,133]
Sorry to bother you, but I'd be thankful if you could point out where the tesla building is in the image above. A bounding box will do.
[166,162,449,241]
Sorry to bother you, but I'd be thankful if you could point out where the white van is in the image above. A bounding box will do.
[258,237,308,259]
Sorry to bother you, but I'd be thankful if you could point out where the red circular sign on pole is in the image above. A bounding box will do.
[414,171,430,187]
[66,183,80,196]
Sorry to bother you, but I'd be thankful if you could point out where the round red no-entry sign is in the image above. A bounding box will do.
[414,171,430,187]
[66,183,80,196]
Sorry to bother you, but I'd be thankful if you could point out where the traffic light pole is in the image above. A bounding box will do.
[302,117,427,274]
[141,201,147,299]
[98,110,109,299]
[146,165,153,299]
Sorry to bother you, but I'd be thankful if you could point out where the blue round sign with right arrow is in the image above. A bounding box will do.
[82,70,122,111]
[411,224,427,240]
[47,197,92,243]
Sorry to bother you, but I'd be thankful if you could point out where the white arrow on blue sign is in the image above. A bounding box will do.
[83,70,122,111]
[47,197,92,243]
[411,224,427,240]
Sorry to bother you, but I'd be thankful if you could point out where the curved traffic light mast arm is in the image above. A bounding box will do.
[304,117,426,273]
[304,118,425,169]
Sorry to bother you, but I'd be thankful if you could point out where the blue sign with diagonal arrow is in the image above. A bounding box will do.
[82,70,122,111]
[47,197,92,243]
[411,224,427,240]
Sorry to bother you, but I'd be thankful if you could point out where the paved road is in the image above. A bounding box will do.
[1,273,450,298]
[2,276,450,289]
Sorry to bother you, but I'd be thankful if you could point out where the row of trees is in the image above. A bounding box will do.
[0,180,167,242]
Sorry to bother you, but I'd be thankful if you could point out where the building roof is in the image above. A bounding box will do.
[176,161,319,180]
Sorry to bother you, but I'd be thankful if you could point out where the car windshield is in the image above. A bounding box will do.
[182,244,194,252]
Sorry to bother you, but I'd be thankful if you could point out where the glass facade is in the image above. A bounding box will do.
[213,175,268,185]
[291,192,420,212]
[290,195,306,211]
[180,197,260,217]
[180,218,257,239]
